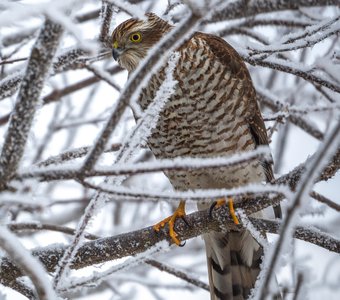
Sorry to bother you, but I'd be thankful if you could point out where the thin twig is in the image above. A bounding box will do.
[145,259,210,291]
[36,144,121,167]
[8,222,99,240]
[246,56,340,94]
[310,190,340,212]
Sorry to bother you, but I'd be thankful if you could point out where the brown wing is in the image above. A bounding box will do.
[198,32,281,217]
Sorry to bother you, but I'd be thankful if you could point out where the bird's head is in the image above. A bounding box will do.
[111,13,173,73]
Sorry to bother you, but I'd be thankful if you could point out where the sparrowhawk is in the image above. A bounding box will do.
[111,13,280,300]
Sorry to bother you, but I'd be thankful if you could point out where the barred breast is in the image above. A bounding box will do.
[139,33,266,195]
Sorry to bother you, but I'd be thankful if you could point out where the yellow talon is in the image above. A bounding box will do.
[228,197,239,225]
[215,198,226,208]
[153,201,186,246]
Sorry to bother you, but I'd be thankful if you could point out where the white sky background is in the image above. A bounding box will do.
[0,0,339,299]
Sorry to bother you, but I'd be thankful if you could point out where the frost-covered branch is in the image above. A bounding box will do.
[245,56,340,94]
[86,64,121,91]
[310,190,340,212]
[207,0,339,22]
[250,218,340,252]
[8,222,99,240]
[99,1,114,48]
[0,65,122,127]
[0,18,63,190]
[36,144,121,167]
[7,222,209,292]
[0,205,339,295]
[256,121,340,299]
[257,89,324,141]
[145,259,210,291]
[0,227,58,300]
[18,147,271,181]
[248,15,340,55]
[1,8,100,48]
[52,50,182,289]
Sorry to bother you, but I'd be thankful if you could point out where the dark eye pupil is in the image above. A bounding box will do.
[133,34,139,40]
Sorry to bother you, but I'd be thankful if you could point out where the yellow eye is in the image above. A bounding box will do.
[130,32,142,43]
[113,41,119,49]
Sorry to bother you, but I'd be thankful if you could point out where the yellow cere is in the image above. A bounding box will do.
[130,32,142,43]
[113,41,119,49]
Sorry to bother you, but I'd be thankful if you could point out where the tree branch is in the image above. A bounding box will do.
[208,0,339,22]
[0,203,339,294]
[0,227,57,300]
[0,18,63,190]
[257,121,340,299]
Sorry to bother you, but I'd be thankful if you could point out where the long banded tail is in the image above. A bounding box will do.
[204,230,263,300]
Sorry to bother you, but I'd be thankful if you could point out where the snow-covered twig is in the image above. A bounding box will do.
[105,0,145,19]
[310,190,340,212]
[207,0,339,23]
[8,222,99,240]
[0,226,58,300]
[257,89,324,141]
[36,144,121,167]
[0,18,63,190]
[250,218,340,254]
[256,121,340,299]
[86,64,121,91]
[245,56,340,94]
[145,259,210,291]
[19,147,272,181]
[248,15,340,56]
[57,241,168,293]
[99,1,114,48]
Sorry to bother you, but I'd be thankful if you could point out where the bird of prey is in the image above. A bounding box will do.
[111,13,280,300]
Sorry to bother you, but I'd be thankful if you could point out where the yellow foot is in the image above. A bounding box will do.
[211,197,239,225]
[153,201,186,246]
[227,197,239,225]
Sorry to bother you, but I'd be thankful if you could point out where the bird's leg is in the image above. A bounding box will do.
[209,197,239,225]
[153,200,187,246]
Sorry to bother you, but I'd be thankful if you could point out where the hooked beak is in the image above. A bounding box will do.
[112,48,123,61]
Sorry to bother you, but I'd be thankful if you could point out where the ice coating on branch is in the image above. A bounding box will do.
[0,227,58,300]
[58,240,168,293]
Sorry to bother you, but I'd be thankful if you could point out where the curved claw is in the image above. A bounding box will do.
[153,201,187,246]
[179,240,186,247]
